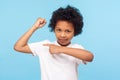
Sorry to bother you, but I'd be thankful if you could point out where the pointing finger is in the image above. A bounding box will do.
[43,44,51,46]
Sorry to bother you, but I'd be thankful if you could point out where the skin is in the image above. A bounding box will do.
[14,18,94,62]
[54,20,74,46]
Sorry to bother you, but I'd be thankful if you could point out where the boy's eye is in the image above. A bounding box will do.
[65,30,71,33]
[56,29,61,32]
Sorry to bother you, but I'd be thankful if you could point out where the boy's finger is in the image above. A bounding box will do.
[43,44,56,47]
[43,44,51,46]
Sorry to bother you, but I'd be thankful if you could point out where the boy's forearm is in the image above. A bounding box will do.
[14,26,38,52]
[14,18,46,53]
[15,26,36,46]
[60,47,94,62]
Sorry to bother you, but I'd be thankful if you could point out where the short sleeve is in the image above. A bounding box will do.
[28,40,51,56]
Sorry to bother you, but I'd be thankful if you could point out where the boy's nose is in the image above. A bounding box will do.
[61,32,66,37]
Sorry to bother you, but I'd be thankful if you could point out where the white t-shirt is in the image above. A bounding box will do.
[28,40,85,80]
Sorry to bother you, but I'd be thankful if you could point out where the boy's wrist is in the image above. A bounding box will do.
[59,46,66,53]
[32,25,40,31]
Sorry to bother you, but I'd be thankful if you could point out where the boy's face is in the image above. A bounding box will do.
[54,20,74,46]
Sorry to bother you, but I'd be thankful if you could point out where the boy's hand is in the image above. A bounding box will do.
[33,18,46,29]
[43,44,62,54]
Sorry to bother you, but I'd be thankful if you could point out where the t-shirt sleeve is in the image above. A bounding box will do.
[28,40,50,56]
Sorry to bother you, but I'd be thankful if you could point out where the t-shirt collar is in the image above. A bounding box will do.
[54,41,72,47]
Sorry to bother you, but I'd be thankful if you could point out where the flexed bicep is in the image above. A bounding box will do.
[14,44,32,53]
[14,18,46,54]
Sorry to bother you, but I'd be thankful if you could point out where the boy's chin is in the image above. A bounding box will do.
[57,41,71,46]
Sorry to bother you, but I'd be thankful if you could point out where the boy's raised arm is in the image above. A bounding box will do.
[14,18,46,53]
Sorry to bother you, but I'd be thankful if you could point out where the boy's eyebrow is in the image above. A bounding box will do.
[55,26,60,29]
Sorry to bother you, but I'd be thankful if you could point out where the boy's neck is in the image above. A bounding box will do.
[57,41,71,46]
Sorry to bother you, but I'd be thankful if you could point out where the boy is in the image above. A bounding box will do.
[14,5,94,80]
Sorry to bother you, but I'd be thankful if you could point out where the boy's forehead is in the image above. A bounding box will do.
[56,20,73,26]
[55,21,74,30]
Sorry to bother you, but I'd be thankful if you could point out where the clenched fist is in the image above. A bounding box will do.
[33,18,46,29]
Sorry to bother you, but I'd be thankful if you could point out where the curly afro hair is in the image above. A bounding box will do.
[48,5,84,36]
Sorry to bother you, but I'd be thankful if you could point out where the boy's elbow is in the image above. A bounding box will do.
[14,44,21,52]
[14,45,18,51]
[87,53,94,62]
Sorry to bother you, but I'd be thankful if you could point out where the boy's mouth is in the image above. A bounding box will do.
[57,39,70,46]
[58,39,67,43]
